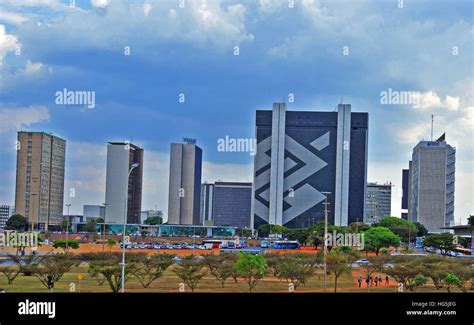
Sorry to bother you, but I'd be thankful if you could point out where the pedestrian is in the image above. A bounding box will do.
[358,276,362,288]
[375,277,378,287]
[385,275,389,285]
[379,276,383,285]
[366,277,370,287]
[370,276,373,287]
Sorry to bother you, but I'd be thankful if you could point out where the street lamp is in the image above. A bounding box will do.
[321,191,331,292]
[121,162,139,293]
[65,203,71,251]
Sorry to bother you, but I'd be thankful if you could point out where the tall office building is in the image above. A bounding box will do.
[401,165,411,220]
[252,103,368,228]
[365,182,392,225]
[408,134,455,233]
[167,141,202,225]
[200,182,252,227]
[200,183,215,225]
[104,142,144,224]
[15,131,66,230]
[0,205,13,229]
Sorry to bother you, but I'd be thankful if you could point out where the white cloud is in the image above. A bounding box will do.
[24,59,44,73]
[143,3,152,17]
[91,0,110,9]
[0,11,28,25]
[0,106,50,134]
[0,24,20,61]
[416,90,460,111]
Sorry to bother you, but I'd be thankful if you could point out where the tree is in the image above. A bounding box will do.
[90,264,138,293]
[276,253,319,289]
[52,240,80,253]
[235,227,252,238]
[30,253,78,289]
[87,253,138,293]
[414,222,428,237]
[326,250,352,293]
[234,252,267,292]
[445,273,462,293]
[348,221,370,233]
[423,233,456,255]
[385,256,424,291]
[0,266,21,284]
[377,217,417,244]
[364,227,400,255]
[412,274,428,292]
[309,231,323,250]
[257,224,289,238]
[360,255,388,280]
[133,253,175,288]
[106,238,117,252]
[173,255,206,292]
[203,254,236,287]
[287,228,310,246]
[144,216,162,225]
[420,255,449,290]
[84,219,98,233]
[6,214,28,231]
[264,253,283,278]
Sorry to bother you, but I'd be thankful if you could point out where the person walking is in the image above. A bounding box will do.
[366,276,370,288]
[358,276,362,288]
[385,275,389,285]
[375,277,378,287]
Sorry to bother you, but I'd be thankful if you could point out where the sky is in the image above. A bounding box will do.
[0,0,472,223]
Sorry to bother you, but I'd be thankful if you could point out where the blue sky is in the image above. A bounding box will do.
[0,0,472,222]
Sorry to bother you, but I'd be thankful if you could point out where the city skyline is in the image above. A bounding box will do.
[0,0,472,224]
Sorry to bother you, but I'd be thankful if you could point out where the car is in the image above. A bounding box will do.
[356,259,370,265]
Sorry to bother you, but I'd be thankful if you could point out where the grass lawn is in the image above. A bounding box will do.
[1,265,464,293]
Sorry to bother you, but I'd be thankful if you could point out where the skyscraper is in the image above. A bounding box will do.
[200,182,252,227]
[14,131,66,230]
[365,182,392,225]
[167,141,202,225]
[0,205,13,229]
[104,142,144,224]
[408,134,455,233]
[252,103,368,229]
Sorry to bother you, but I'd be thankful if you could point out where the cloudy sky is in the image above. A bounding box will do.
[0,0,472,223]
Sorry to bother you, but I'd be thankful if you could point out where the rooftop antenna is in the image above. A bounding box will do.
[340,96,343,104]
[431,114,434,141]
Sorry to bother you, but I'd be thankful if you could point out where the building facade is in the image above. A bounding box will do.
[0,205,13,229]
[365,182,392,225]
[200,183,215,226]
[408,134,455,233]
[14,131,66,230]
[104,142,144,224]
[252,103,368,229]
[200,182,252,228]
[83,205,105,222]
[167,142,202,225]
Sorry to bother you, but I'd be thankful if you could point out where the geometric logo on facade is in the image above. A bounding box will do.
[254,132,330,224]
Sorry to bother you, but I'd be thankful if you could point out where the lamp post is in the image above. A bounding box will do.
[65,204,71,251]
[121,162,139,293]
[321,191,331,292]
